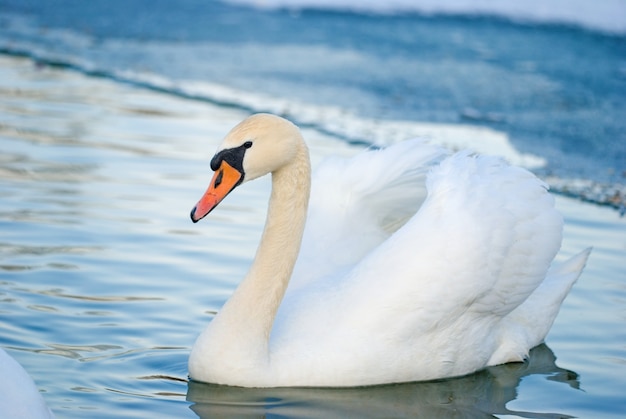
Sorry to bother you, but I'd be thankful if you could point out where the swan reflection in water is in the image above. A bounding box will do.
[186,343,579,418]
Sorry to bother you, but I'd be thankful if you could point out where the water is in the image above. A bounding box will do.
[1,0,625,205]
[0,1,625,417]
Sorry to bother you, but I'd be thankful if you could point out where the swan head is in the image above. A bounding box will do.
[190,113,303,223]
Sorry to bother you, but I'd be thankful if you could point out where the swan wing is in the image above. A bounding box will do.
[350,152,564,334]
[291,139,446,288]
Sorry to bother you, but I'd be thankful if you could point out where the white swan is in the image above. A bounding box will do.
[188,113,590,388]
[0,348,55,418]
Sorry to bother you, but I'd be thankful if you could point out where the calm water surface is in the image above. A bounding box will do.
[0,56,625,418]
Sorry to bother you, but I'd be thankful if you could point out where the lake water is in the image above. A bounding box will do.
[0,1,625,417]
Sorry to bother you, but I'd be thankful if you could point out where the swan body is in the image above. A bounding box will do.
[189,113,589,387]
[0,348,55,418]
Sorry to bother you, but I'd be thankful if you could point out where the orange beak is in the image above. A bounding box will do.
[190,160,244,223]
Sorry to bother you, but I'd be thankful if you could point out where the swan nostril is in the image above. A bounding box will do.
[214,170,224,188]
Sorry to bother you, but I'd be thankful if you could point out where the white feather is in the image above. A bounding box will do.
[0,348,55,418]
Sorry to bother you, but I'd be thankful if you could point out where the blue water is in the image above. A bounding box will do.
[1,0,625,188]
[0,1,625,417]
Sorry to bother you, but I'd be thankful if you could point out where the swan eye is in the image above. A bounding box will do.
[243,141,253,149]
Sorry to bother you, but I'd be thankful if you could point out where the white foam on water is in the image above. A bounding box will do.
[115,69,546,169]
[120,71,626,213]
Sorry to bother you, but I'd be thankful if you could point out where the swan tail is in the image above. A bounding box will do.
[526,247,591,345]
[488,248,591,366]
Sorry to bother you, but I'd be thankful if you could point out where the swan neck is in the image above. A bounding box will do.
[247,143,311,322]
[197,141,310,378]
